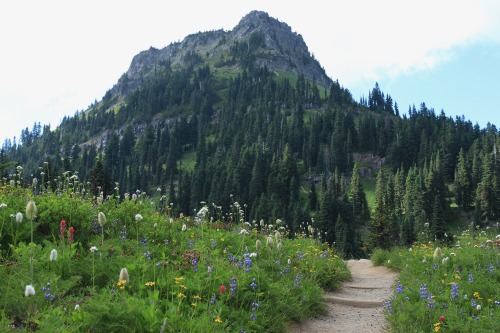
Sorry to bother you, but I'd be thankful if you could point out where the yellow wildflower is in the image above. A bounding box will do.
[192,295,202,300]
[180,284,186,289]
[434,322,441,332]
[215,316,222,323]
[473,292,483,300]
[191,303,197,308]
[117,280,127,290]
[145,281,155,287]
[174,276,184,284]
[177,292,187,298]
[454,275,461,280]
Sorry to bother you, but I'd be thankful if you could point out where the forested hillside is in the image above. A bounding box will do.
[1,11,498,258]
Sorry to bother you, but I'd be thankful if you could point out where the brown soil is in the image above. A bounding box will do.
[288,259,398,333]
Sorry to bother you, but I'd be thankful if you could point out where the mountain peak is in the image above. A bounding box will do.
[114,11,332,97]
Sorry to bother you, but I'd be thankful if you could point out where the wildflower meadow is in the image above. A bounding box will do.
[0,181,350,332]
[373,228,500,332]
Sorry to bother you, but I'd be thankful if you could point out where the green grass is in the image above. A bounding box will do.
[0,185,350,332]
[177,150,197,172]
[361,178,376,213]
[372,229,500,333]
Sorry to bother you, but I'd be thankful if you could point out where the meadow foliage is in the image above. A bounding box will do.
[0,183,350,332]
[373,228,500,332]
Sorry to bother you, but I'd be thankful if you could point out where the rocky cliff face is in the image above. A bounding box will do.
[111,11,332,98]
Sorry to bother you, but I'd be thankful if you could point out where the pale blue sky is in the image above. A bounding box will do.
[1,0,500,145]
[354,42,500,127]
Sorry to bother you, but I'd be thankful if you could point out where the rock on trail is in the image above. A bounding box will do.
[289,259,398,333]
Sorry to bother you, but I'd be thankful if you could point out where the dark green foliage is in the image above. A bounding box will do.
[2,43,499,256]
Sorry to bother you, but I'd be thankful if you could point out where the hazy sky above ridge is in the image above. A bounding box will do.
[1,0,500,144]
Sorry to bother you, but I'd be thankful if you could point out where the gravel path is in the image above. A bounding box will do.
[288,259,398,333]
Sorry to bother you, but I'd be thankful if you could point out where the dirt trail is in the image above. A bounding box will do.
[289,259,398,333]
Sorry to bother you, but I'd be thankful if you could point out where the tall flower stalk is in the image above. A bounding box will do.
[98,212,106,245]
[26,201,37,244]
[26,201,37,281]
[135,214,143,248]
[90,246,98,292]
[25,284,35,332]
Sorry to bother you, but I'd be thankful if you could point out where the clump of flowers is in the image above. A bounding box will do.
[229,277,237,297]
[433,247,442,262]
[25,285,35,297]
[219,285,227,295]
[451,283,459,299]
[26,201,37,220]
[68,226,75,243]
[117,280,127,290]
[249,302,259,321]
[50,249,57,261]
[42,282,54,300]
[119,268,129,284]
[59,220,67,241]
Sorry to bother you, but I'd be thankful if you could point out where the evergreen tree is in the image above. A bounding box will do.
[455,148,473,211]
[309,180,318,211]
[369,169,391,249]
[349,164,370,224]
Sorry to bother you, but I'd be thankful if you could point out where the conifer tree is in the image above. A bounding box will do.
[369,169,391,249]
[455,148,473,211]
[349,164,370,224]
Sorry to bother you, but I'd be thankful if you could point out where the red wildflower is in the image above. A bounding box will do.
[68,226,75,244]
[440,316,445,322]
[219,285,227,294]
[59,220,67,241]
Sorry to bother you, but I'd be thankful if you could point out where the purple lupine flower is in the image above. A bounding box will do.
[249,302,259,320]
[243,254,252,272]
[249,278,257,290]
[192,258,198,272]
[296,251,306,260]
[384,300,393,313]
[42,282,54,300]
[229,277,237,297]
[396,285,404,294]
[120,226,127,240]
[451,283,459,299]
[280,265,290,276]
[419,284,428,299]
[294,274,303,288]
[209,295,216,305]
